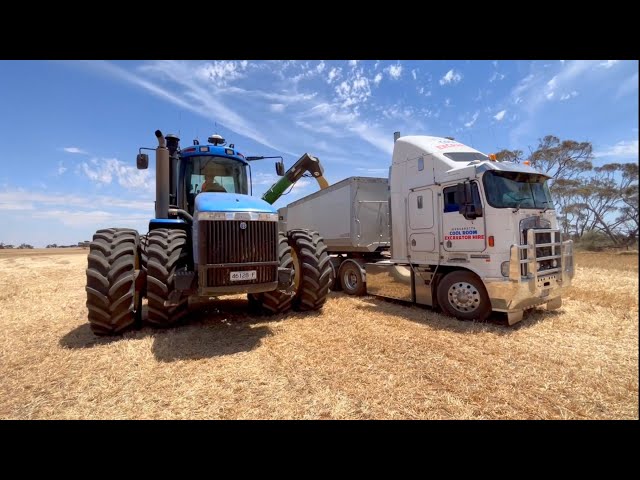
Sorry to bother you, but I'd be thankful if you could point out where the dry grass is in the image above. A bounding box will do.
[0,250,637,419]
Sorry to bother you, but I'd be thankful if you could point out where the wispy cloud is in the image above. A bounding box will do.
[493,110,506,121]
[411,69,417,80]
[489,71,505,83]
[80,157,154,192]
[31,210,150,227]
[327,67,342,84]
[334,73,371,108]
[373,73,383,85]
[598,60,619,69]
[616,72,638,99]
[0,189,153,212]
[57,161,67,175]
[464,111,479,128]
[385,64,403,80]
[63,147,88,155]
[270,103,285,113]
[594,139,639,158]
[90,60,292,154]
[439,69,462,86]
[559,91,579,101]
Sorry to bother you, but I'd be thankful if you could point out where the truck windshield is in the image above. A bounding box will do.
[483,171,553,209]
[443,152,489,162]
[185,156,248,195]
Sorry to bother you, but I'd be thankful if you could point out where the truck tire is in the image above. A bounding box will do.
[436,270,492,321]
[288,229,332,311]
[248,232,294,314]
[338,260,366,296]
[146,229,189,328]
[85,228,142,336]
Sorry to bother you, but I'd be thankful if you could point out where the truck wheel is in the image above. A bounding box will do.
[338,260,366,296]
[85,228,142,336]
[437,270,492,321]
[248,232,294,314]
[146,229,189,328]
[288,229,332,311]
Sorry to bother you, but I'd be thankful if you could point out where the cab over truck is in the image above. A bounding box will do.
[280,132,575,324]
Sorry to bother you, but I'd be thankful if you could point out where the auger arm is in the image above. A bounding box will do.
[257,153,329,205]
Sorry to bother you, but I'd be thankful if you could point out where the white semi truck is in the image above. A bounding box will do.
[279,132,575,324]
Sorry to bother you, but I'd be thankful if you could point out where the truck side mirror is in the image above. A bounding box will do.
[275,160,285,176]
[136,153,149,170]
[455,182,482,220]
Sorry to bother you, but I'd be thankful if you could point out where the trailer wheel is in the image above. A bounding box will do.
[288,229,332,311]
[437,270,491,321]
[248,232,294,314]
[146,229,189,328]
[85,228,142,336]
[338,260,366,296]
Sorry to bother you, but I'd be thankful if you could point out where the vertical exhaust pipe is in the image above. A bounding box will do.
[155,130,169,219]
[394,131,400,143]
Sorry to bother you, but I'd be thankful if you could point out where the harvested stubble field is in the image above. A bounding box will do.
[0,248,637,419]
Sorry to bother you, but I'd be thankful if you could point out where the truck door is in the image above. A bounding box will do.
[408,187,437,254]
[441,181,486,252]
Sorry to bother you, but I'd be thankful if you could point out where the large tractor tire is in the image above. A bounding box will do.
[248,232,294,314]
[436,270,492,322]
[338,260,366,296]
[288,229,332,311]
[146,229,189,328]
[85,228,143,336]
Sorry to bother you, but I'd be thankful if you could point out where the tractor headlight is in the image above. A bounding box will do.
[501,261,510,277]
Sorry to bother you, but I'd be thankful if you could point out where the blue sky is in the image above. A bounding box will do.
[0,60,637,246]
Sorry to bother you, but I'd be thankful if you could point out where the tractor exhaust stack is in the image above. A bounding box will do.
[155,130,170,219]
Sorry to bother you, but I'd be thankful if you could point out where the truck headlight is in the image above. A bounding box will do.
[501,261,509,277]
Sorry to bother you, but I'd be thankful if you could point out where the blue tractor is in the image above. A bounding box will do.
[85,130,332,335]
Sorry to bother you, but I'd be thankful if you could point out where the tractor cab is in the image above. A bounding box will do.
[177,135,250,215]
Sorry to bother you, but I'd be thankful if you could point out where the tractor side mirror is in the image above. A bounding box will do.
[136,153,149,170]
[275,160,285,176]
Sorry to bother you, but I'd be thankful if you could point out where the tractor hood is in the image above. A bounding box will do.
[194,192,277,214]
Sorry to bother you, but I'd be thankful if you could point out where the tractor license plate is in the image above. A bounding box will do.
[230,270,257,281]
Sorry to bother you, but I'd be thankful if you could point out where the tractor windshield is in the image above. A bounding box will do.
[186,156,248,195]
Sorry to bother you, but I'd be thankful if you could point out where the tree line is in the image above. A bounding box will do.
[495,135,638,249]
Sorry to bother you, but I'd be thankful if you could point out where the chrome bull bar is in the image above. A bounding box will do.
[509,228,574,287]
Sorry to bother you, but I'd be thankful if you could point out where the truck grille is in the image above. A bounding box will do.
[199,220,278,264]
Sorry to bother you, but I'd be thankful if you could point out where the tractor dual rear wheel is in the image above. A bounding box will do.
[146,229,189,328]
[248,229,332,314]
[85,228,143,336]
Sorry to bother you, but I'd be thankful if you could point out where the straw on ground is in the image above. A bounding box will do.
[0,249,637,419]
